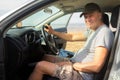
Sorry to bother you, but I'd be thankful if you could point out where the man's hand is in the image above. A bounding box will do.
[44,24,55,34]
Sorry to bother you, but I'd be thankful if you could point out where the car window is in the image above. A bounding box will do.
[51,12,87,52]
[64,12,87,52]
[51,14,72,30]
[67,12,86,32]
[51,12,87,33]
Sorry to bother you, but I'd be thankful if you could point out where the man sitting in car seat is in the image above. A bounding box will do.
[28,3,114,80]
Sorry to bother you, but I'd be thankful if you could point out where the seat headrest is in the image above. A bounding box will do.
[110,5,120,28]
[102,13,109,27]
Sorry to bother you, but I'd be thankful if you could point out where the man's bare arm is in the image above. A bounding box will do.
[73,46,108,73]
[45,24,87,41]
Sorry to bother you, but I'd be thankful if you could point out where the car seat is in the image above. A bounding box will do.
[102,13,109,27]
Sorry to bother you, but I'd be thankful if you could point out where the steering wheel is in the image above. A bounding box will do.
[41,25,58,54]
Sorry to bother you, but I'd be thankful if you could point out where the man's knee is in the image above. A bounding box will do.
[35,61,47,71]
[35,61,58,76]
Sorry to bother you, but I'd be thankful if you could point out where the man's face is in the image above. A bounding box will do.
[84,11,102,30]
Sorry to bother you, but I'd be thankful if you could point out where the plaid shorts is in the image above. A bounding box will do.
[52,64,83,80]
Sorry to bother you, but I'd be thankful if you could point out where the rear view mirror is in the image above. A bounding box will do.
[44,8,52,14]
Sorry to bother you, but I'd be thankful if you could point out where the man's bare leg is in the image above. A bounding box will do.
[28,61,58,80]
[28,54,71,80]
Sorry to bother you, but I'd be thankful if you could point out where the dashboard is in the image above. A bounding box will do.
[5,27,46,70]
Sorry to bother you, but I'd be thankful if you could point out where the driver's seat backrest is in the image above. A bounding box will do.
[94,5,120,80]
[110,5,120,28]
[102,13,109,27]
[93,50,111,80]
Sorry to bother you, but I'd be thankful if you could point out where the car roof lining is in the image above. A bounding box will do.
[55,0,120,12]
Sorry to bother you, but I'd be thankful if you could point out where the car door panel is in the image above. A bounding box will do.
[0,37,6,80]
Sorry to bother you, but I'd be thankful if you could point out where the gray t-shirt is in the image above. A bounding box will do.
[70,24,114,80]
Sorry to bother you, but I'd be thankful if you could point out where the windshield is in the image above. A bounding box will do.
[0,0,34,17]
[12,6,60,28]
